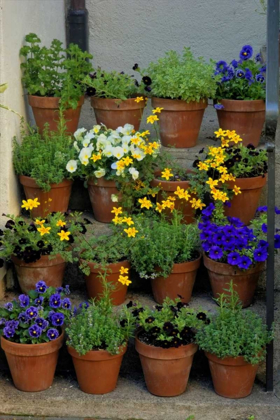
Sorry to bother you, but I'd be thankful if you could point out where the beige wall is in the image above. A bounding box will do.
[0,0,66,224]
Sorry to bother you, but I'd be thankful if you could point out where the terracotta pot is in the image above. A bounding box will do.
[151,256,201,304]
[82,259,130,305]
[150,173,195,224]
[224,175,267,225]
[152,97,207,148]
[91,97,145,130]
[205,352,259,398]
[28,95,84,135]
[135,335,197,396]
[1,333,64,392]
[12,254,66,294]
[87,177,121,223]
[19,175,73,219]
[203,253,264,308]
[216,99,265,147]
[68,344,127,394]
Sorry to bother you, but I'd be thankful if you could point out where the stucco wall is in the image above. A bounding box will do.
[0,0,66,223]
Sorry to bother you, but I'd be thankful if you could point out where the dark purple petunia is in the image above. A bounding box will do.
[254,247,268,262]
[35,318,49,330]
[227,217,244,228]
[28,324,42,338]
[47,328,59,341]
[49,294,61,309]
[51,312,65,327]
[26,306,38,319]
[262,223,267,233]
[239,45,253,60]
[18,294,30,308]
[227,252,241,266]
[257,206,267,213]
[224,201,231,208]
[209,246,223,260]
[202,241,212,252]
[237,255,252,270]
[274,235,280,249]
[36,280,47,293]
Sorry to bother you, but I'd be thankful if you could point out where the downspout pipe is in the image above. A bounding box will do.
[66,0,89,52]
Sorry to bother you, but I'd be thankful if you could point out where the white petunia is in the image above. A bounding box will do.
[122,135,132,146]
[94,168,106,178]
[96,134,110,150]
[74,128,87,141]
[66,160,77,173]
[111,194,118,203]
[92,125,101,134]
[103,145,113,157]
[79,147,92,165]
[112,146,124,159]
[73,141,80,152]
[128,167,139,180]
[116,124,134,135]
[82,132,95,147]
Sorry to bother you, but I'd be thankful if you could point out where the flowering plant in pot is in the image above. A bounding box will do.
[133,297,209,396]
[191,129,267,224]
[0,281,72,391]
[134,48,217,148]
[13,115,77,218]
[0,203,86,293]
[83,68,145,130]
[199,203,279,307]
[214,45,266,146]
[66,123,160,222]
[196,283,273,398]
[66,281,136,394]
[20,33,92,133]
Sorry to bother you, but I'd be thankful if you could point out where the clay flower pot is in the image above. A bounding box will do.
[216,99,265,147]
[12,254,66,294]
[87,177,121,223]
[224,175,267,225]
[205,352,259,399]
[82,259,130,305]
[152,97,208,148]
[68,344,127,394]
[91,97,145,130]
[203,253,265,308]
[135,335,197,396]
[151,256,201,304]
[150,172,195,224]
[1,333,64,392]
[20,175,73,219]
[28,95,84,134]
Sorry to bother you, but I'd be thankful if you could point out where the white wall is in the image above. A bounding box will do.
[0,0,66,223]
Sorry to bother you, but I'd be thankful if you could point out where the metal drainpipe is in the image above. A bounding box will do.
[265,0,279,393]
[66,0,89,52]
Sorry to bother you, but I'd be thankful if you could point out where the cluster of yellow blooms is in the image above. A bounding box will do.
[117,266,132,286]
[34,217,70,241]
[133,99,164,126]
[21,198,40,211]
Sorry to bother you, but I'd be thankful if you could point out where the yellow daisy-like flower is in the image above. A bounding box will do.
[21,198,40,211]
[228,174,236,181]
[183,190,190,201]
[131,137,141,145]
[35,219,45,226]
[152,107,163,114]
[147,189,157,198]
[197,161,209,171]
[221,138,230,148]
[206,178,219,189]
[167,196,176,201]
[122,156,133,166]
[141,130,150,136]
[111,207,123,215]
[143,145,154,155]
[122,217,134,226]
[189,198,206,210]
[217,166,228,174]
[124,227,138,237]
[118,275,132,286]
[155,202,164,213]
[147,115,159,124]
[120,266,129,275]
[37,226,51,236]
[57,231,71,241]
[214,128,227,138]
[219,173,231,183]
[174,186,185,199]
[161,199,175,211]
[56,220,66,227]
[91,153,102,162]
[161,168,173,180]
[138,197,153,209]
[112,216,123,225]
[135,97,144,103]
[233,185,241,195]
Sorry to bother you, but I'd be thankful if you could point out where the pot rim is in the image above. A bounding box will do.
[12,254,65,268]
[157,254,202,275]
[67,343,127,361]
[225,174,267,189]
[135,335,198,360]
[19,175,73,189]
[87,177,118,188]
[218,98,265,112]
[205,351,256,367]
[80,258,130,274]
[28,95,85,109]
[151,97,208,111]
[203,253,265,276]
[91,96,146,110]
[1,331,64,356]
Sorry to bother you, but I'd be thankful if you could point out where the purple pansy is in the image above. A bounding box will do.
[240,45,253,60]
[4,302,13,311]
[35,318,49,330]
[61,298,71,310]
[50,312,65,327]
[47,328,59,341]
[49,294,61,309]
[18,294,30,308]
[26,306,38,319]
[28,324,42,338]
[36,280,47,293]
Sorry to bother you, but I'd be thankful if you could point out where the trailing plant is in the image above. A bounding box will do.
[13,112,77,191]
[0,281,72,344]
[20,33,93,108]
[214,45,266,103]
[196,282,273,364]
[0,199,88,266]
[66,280,136,355]
[134,48,217,102]
[131,296,209,348]
[0,83,23,118]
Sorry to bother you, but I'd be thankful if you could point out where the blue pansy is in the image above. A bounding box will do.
[256,74,265,83]
[18,294,30,308]
[36,280,47,293]
[28,324,42,338]
[51,312,65,327]
[239,45,253,60]
[49,293,61,309]
[47,328,59,341]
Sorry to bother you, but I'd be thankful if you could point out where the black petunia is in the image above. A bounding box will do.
[142,76,152,86]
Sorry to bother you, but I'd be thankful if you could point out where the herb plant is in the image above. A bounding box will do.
[214,45,266,103]
[132,297,209,348]
[0,282,72,344]
[135,48,217,102]
[20,33,93,108]
[66,281,136,355]
[196,283,273,364]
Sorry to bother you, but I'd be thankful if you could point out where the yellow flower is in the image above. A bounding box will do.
[35,219,45,226]
[135,96,144,103]
[21,198,40,211]
[37,226,51,236]
[116,160,126,171]
[119,266,129,275]
[131,137,141,145]
[147,189,157,197]
[206,178,219,189]
[124,227,138,237]
[183,190,190,201]
[161,199,175,211]
[111,207,123,215]
[57,231,71,241]
[122,217,134,226]
[56,220,66,227]
[112,216,123,225]
[167,196,176,201]
[232,135,242,144]
[228,174,236,181]
[141,130,150,136]
[197,161,209,171]
[219,173,230,183]
[221,137,230,148]
[217,166,228,174]
[233,185,241,195]
[155,202,164,213]
[138,197,153,209]
[91,153,102,162]
[227,130,236,139]
[214,128,227,138]
[118,275,132,286]
[134,180,145,191]
[143,145,154,155]
[174,186,185,199]
[152,107,164,114]
[147,115,159,124]
[189,198,206,210]
[161,168,173,180]
[122,156,133,166]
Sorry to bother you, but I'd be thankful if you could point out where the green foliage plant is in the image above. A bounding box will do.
[196,282,273,365]
[135,48,217,102]
[20,33,93,109]
[66,279,136,355]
